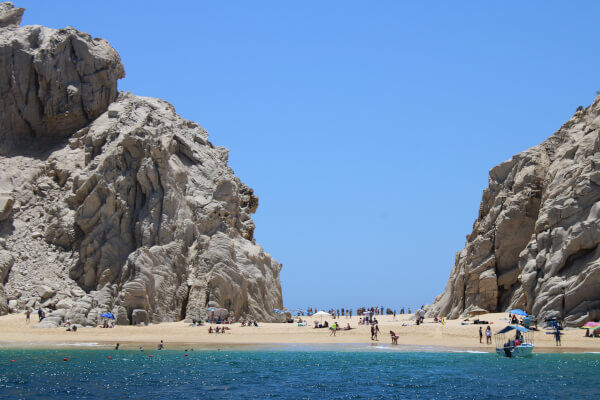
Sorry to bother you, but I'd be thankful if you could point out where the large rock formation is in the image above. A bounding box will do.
[0,2,124,153]
[430,96,600,326]
[0,3,283,325]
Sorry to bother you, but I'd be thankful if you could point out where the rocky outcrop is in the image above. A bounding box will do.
[430,96,600,326]
[0,2,124,153]
[0,250,13,314]
[0,3,283,324]
[0,2,22,28]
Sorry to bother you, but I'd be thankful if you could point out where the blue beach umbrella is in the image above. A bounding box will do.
[100,312,115,319]
[509,309,527,316]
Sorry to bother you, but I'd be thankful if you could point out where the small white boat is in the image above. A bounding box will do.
[494,325,534,358]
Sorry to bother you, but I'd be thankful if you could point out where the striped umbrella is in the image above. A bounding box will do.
[581,322,600,329]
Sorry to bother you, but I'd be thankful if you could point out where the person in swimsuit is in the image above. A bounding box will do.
[373,324,380,341]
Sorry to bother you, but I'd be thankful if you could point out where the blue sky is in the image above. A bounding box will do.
[18,1,600,311]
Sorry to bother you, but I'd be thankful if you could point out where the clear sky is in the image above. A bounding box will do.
[17,1,600,312]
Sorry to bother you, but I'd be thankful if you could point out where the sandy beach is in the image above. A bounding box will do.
[1,312,598,353]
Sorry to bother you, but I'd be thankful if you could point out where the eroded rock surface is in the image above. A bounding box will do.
[0,2,23,28]
[430,96,600,326]
[0,2,124,153]
[0,3,283,324]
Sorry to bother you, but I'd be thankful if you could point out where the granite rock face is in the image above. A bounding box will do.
[0,2,124,153]
[0,2,23,28]
[0,3,283,324]
[430,96,600,326]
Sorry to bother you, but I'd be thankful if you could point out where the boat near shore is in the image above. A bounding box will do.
[495,325,534,357]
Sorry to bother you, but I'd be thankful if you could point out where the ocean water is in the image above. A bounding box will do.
[0,346,598,399]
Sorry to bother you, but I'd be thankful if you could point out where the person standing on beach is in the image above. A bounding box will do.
[37,307,43,322]
[479,327,483,343]
[330,322,337,336]
[370,324,376,340]
[25,309,31,323]
[485,326,492,344]
[554,328,561,346]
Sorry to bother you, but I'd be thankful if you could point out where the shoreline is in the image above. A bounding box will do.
[1,312,598,354]
[0,341,598,354]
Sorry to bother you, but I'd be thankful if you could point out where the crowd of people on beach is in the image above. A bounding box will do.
[20,304,600,351]
[295,306,433,344]
[300,306,419,319]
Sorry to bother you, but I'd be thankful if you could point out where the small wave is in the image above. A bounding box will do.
[450,350,488,354]
[371,346,390,349]
[366,345,442,352]
[584,352,600,354]
[55,342,102,347]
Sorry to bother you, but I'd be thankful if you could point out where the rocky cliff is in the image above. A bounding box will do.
[0,3,283,325]
[429,96,600,326]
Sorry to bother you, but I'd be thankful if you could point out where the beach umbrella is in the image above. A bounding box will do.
[468,307,488,316]
[100,312,115,319]
[508,309,527,316]
[312,310,331,322]
[582,322,600,329]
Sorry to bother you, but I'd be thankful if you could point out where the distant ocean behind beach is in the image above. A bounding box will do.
[1,346,598,399]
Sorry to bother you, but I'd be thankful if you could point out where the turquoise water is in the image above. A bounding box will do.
[1,347,599,399]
